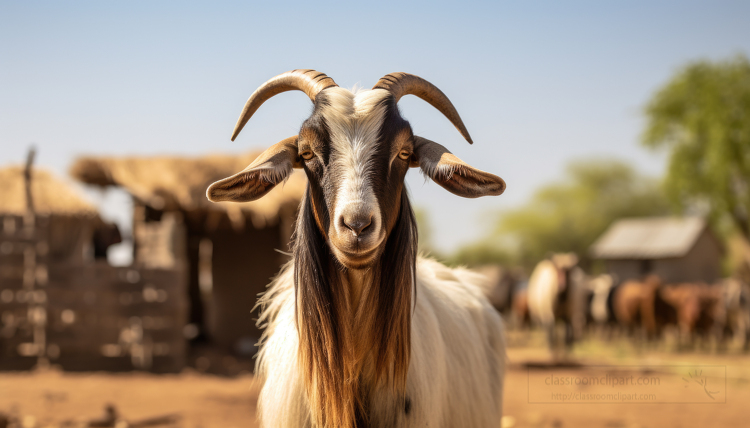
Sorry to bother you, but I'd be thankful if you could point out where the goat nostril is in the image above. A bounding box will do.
[343,216,373,236]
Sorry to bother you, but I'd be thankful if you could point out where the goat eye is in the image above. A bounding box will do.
[398,150,411,160]
[300,150,314,160]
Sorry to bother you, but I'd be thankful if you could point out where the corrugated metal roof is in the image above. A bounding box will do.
[590,217,706,259]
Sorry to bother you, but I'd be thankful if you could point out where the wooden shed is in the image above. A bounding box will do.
[589,217,723,283]
[0,165,102,263]
[70,152,305,355]
[0,164,185,372]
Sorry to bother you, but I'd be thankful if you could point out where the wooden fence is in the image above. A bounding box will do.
[0,214,187,373]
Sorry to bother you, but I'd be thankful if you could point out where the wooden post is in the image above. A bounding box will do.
[22,147,48,367]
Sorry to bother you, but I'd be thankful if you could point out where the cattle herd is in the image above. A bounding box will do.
[478,255,750,351]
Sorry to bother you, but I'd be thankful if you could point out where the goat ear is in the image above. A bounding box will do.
[207,136,302,203]
[411,136,506,198]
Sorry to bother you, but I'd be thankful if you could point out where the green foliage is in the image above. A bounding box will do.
[492,159,672,269]
[415,206,512,267]
[445,241,515,268]
[642,55,750,238]
[413,206,442,258]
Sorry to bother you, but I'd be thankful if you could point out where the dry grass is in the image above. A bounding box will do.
[70,153,306,227]
[0,166,97,217]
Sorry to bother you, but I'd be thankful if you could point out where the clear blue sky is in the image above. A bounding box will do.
[2,1,749,253]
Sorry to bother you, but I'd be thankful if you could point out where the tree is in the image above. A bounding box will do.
[490,159,671,270]
[445,241,515,268]
[642,55,750,239]
[413,206,439,256]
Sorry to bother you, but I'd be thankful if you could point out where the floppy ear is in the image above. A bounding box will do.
[207,135,302,203]
[411,136,506,198]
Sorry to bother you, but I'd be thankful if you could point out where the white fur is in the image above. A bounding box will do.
[323,88,390,239]
[527,259,559,328]
[255,257,506,427]
[589,274,614,324]
[527,259,586,345]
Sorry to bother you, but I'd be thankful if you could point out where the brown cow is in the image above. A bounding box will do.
[612,275,673,340]
[659,283,724,348]
[511,285,531,328]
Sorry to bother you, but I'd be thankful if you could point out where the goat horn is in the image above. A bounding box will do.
[231,69,338,141]
[373,73,473,144]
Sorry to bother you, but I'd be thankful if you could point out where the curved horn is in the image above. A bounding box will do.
[231,69,338,141]
[373,73,473,144]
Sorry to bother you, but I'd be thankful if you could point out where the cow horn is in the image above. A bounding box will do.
[373,72,473,144]
[231,69,338,141]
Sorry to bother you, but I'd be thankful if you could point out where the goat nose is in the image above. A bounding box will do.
[341,213,373,236]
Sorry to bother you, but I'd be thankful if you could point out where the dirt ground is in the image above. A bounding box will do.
[0,369,259,428]
[1,338,749,428]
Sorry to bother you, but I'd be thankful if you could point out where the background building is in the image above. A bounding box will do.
[590,217,723,283]
[70,152,305,355]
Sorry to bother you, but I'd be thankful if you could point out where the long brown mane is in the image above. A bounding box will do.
[293,189,417,427]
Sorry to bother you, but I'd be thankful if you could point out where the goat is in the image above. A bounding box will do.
[206,70,507,428]
[473,265,523,317]
[717,278,750,350]
[586,274,618,339]
[588,274,616,327]
[527,253,586,350]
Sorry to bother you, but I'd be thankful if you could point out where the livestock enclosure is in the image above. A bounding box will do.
[70,152,304,356]
[0,210,187,373]
[1,151,306,375]
[0,164,187,373]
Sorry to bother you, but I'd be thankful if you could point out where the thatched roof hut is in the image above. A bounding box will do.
[70,152,306,354]
[0,165,186,373]
[70,152,306,229]
[0,165,111,263]
[0,165,97,218]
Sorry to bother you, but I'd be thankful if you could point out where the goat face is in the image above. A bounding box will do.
[297,87,416,268]
[207,70,506,270]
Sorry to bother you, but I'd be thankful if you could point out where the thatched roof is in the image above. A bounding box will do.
[70,152,306,227]
[0,166,98,217]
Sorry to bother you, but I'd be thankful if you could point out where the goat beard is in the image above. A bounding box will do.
[292,188,417,428]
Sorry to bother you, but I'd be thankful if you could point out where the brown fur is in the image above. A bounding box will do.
[207,70,505,427]
[512,288,531,327]
[294,189,416,427]
[613,275,663,337]
[660,283,723,343]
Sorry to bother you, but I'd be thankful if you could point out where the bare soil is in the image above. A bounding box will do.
[0,369,260,428]
[1,341,749,428]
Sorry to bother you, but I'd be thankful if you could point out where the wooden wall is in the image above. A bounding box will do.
[206,222,284,354]
[0,214,187,373]
[603,229,723,284]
